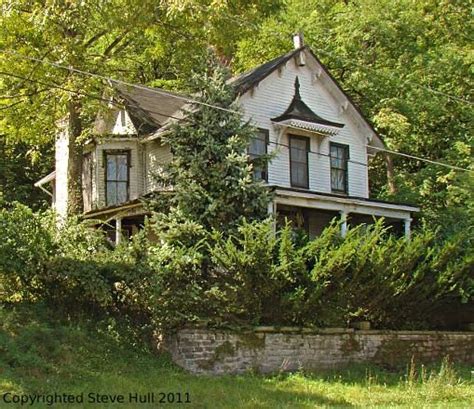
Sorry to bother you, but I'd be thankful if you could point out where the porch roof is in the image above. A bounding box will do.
[34,171,56,187]
[271,185,419,220]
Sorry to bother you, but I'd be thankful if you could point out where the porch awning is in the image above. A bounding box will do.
[272,186,419,220]
[272,118,342,136]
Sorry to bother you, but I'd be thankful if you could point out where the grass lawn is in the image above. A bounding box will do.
[1,304,473,409]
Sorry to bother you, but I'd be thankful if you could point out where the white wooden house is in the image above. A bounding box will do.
[36,41,419,242]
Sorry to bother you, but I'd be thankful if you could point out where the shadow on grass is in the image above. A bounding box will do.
[2,303,472,409]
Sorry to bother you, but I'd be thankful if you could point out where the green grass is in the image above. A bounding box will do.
[1,304,473,409]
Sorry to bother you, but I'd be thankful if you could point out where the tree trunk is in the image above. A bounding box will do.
[67,99,83,216]
[385,152,397,194]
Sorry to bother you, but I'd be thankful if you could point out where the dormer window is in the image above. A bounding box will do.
[105,150,130,206]
[330,143,349,194]
[248,129,268,181]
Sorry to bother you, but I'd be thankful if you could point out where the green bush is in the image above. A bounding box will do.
[0,204,152,327]
[0,203,55,301]
[1,202,472,332]
[144,218,473,329]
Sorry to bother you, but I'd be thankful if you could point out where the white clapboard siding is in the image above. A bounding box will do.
[238,56,369,198]
[54,129,69,219]
[144,140,172,193]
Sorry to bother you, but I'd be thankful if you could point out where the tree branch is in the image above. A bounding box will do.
[0,88,51,100]
[103,30,130,57]
[84,30,108,47]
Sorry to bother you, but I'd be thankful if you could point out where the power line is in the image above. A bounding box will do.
[0,69,185,122]
[268,140,369,168]
[1,50,241,115]
[1,52,472,173]
[0,70,113,105]
[0,66,368,169]
[366,145,473,174]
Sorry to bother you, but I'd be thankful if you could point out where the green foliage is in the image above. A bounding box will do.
[1,203,471,332]
[234,0,473,236]
[147,63,272,239]
[0,203,54,301]
[0,204,152,329]
[0,139,53,209]
[143,218,473,330]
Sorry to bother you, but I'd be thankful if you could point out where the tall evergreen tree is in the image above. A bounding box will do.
[0,0,280,213]
[147,64,272,240]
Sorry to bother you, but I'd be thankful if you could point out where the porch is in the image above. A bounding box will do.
[269,187,419,238]
[83,199,149,245]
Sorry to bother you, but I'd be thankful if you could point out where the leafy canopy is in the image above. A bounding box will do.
[235,0,473,235]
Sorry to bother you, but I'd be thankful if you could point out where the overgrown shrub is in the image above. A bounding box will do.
[144,218,473,330]
[0,204,152,327]
[1,202,472,332]
[0,203,55,301]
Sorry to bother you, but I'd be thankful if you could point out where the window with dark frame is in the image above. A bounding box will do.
[105,150,130,206]
[330,143,349,194]
[248,129,268,181]
[289,135,309,188]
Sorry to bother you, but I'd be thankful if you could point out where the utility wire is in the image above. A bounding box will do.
[0,70,184,121]
[268,140,369,168]
[0,67,370,169]
[0,70,113,105]
[0,52,472,173]
[366,146,473,173]
[1,50,241,115]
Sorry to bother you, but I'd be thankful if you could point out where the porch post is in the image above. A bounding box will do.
[267,199,275,216]
[340,210,348,238]
[268,200,276,232]
[403,218,412,239]
[115,217,122,245]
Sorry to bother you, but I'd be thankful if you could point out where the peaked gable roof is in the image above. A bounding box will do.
[230,46,384,148]
[93,46,383,148]
[229,47,304,95]
[114,83,186,134]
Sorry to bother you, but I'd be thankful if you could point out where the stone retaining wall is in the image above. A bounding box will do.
[159,327,474,375]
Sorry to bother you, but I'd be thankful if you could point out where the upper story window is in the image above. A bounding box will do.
[330,143,349,194]
[248,129,268,181]
[289,135,309,189]
[105,150,130,206]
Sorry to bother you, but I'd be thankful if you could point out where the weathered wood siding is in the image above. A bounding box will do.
[144,140,172,193]
[238,56,370,198]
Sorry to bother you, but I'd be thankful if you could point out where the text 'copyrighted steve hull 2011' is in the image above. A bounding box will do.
[2,392,191,405]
